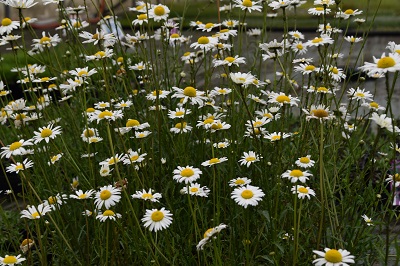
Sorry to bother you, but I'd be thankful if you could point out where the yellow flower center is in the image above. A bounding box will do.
[3,256,17,263]
[142,193,153,199]
[154,6,165,16]
[235,179,245,185]
[21,238,34,246]
[227,21,234,27]
[181,168,194,177]
[103,210,115,216]
[211,123,223,130]
[220,29,229,33]
[242,0,253,7]
[394,173,400,182]
[170,33,180,38]
[98,111,113,119]
[15,113,26,120]
[183,86,197,97]
[126,119,140,127]
[311,109,329,118]
[312,37,323,43]
[315,7,324,11]
[31,212,40,218]
[293,33,300,38]
[15,165,24,171]
[175,122,187,129]
[40,128,53,138]
[2,18,12,26]
[198,36,209,45]
[78,70,88,76]
[344,9,354,15]
[205,23,214,29]
[40,36,51,44]
[24,17,31,22]
[138,14,147,20]
[151,210,164,221]
[84,129,95,138]
[100,190,111,200]
[395,49,400,55]
[317,87,329,93]
[117,57,124,63]
[271,135,281,141]
[86,107,95,113]
[245,156,256,162]
[298,187,308,194]
[253,121,263,127]
[175,111,184,117]
[241,189,254,199]
[218,89,227,93]
[377,57,396,68]
[73,21,81,28]
[299,157,310,163]
[276,95,290,103]
[92,33,99,39]
[129,155,139,161]
[9,141,22,151]
[290,170,304,177]
[225,56,235,63]
[209,158,220,164]
[95,51,106,57]
[330,67,339,74]
[204,228,213,238]
[355,92,365,98]
[190,187,199,193]
[369,102,378,108]
[324,249,342,263]
[48,196,57,204]
[78,194,87,199]
[296,44,303,50]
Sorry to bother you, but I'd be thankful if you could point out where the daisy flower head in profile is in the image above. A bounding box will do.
[281,169,313,183]
[359,53,400,75]
[69,189,95,200]
[361,214,374,226]
[196,224,227,250]
[142,208,173,232]
[6,158,34,174]
[268,92,300,107]
[303,104,335,122]
[233,0,262,13]
[229,177,252,187]
[122,149,147,165]
[313,247,355,265]
[32,31,61,51]
[171,86,207,106]
[43,193,68,210]
[213,55,246,68]
[190,36,218,51]
[94,185,121,209]
[20,203,52,219]
[88,109,124,124]
[173,165,202,184]
[201,157,228,167]
[306,34,334,47]
[0,254,26,265]
[347,87,373,102]
[168,107,191,119]
[264,132,291,142]
[32,123,62,144]
[295,155,315,168]
[231,184,265,208]
[291,185,316,199]
[96,210,122,222]
[308,6,331,16]
[268,0,292,10]
[0,139,33,158]
[181,183,210,197]
[170,121,193,134]
[131,188,162,202]
[238,151,261,167]
[362,101,386,112]
[229,72,255,87]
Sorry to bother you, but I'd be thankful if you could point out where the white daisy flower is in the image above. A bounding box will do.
[313,248,355,265]
[361,214,374,226]
[20,203,52,219]
[201,157,228,167]
[96,210,122,222]
[229,177,252,187]
[131,189,162,202]
[173,166,202,184]
[6,158,33,174]
[295,155,315,168]
[281,169,313,183]
[94,185,121,209]
[0,139,33,158]
[0,254,26,265]
[142,208,173,232]
[231,185,265,208]
[291,185,316,199]
[70,189,95,200]
[181,183,210,197]
[32,124,62,144]
[238,151,261,167]
[196,224,227,250]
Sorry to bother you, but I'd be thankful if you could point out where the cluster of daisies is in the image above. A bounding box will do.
[1,0,399,264]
